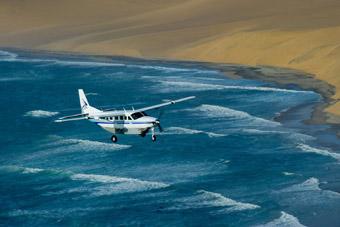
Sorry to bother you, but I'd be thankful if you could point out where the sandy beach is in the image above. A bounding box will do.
[0,0,339,124]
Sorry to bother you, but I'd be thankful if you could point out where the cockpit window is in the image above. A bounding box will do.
[131,112,144,120]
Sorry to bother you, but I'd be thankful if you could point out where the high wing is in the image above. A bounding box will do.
[93,96,195,118]
[135,96,196,112]
[56,96,195,121]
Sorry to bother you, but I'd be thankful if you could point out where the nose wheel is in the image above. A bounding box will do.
[111,135,118,143]
[151,127,157,142]
[152,134,157,142]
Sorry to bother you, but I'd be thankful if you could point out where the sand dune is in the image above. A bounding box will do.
[0,0,339,120]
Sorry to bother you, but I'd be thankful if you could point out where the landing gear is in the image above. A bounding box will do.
[111,135,118,143]
[151,127,157,142]
[152,134,157,142]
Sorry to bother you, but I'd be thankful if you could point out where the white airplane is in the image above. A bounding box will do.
[56,89,195,142]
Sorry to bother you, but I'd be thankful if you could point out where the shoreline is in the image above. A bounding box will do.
[3,47,339,136]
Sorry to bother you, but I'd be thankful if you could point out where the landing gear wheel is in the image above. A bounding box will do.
[151,135,157,142]
[111,135,118,143]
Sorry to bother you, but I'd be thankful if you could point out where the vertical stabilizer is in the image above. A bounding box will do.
[78,89,101,114]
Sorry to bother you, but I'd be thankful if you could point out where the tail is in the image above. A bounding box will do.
[78,89,101,114]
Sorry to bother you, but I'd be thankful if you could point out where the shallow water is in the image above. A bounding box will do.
[0,50,339,226]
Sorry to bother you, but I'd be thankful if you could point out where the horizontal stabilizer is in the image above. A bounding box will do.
[55,116,88,123]
[55,112,88,123]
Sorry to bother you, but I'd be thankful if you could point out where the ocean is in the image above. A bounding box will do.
[0,49,339,226]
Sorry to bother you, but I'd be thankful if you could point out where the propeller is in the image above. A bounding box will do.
[155,120,164,132]
[154,109,165,132]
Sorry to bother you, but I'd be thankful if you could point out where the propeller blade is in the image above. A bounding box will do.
[157,123,164,132]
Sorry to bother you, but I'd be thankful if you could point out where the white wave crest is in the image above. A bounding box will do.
[0,50,18,60]
[164,127,226,138]
[297,144,340,161]
[24,110,59,118]
[255,211,306,227]
[48,138,131,152]
[22,167,44,174]
[128,64,214,73]
[159,81,312,93]
[282,172,296,176]
[170,190,260,212]
[281,177,321,193]
[3,165,168,196]
[71,173,169,196]
[51,60,125,67]
[240,129,314,141]
[0,77,29,82]
[189,104,280,127]
[0,166,44,174]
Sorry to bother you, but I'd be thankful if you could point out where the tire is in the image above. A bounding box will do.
[151,135,157,142]
[111,135,118,143]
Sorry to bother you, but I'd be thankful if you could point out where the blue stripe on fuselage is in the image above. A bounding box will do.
[94,121,152,125]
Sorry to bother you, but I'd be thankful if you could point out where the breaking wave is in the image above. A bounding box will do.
[159,81,313,93]
[280,177,322,193]
[45,137,131,152]
[240,129,314,142]
[169,190,260,212]
[51,60,125,67]
[71,173,169,196]
[0,77,30,82]
[164,127,226,138]
[22,167,44,174]
[255,211,306,227]
[279,177,340,196]
[24,110,59,118]
[0,50,18,60]
[2,166,169,196]
[297,144,340,161]
[188,104,280,127]
[128,64,215,73]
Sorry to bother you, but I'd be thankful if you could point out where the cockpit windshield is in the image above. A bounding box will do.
[131,112,147,120]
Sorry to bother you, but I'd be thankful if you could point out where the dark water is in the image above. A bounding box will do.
[0,50,339,226]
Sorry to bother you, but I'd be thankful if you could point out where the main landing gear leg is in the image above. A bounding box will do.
[151,128,157,142]
[111,135,118,143]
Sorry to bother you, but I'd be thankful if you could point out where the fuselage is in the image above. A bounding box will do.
[89,111,157,135]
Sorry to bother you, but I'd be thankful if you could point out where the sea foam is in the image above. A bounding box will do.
[159,81,313,94]
[24,110,59,118]
[46,137,131,152]
[0,50,18,60]
[189,104,280,127]
[255,211,306,227]
[297,143,340,161]
[170,190,260,212]
[70,173,169,196]
[164,126,226,138]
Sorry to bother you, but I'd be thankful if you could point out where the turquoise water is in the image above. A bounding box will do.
[0,50,340,226]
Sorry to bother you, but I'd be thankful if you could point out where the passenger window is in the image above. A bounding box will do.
[119,116,124,120]
[115,116,119,120]
[124,116,127,120]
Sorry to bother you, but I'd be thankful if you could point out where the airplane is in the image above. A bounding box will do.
[55,89,195,142]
